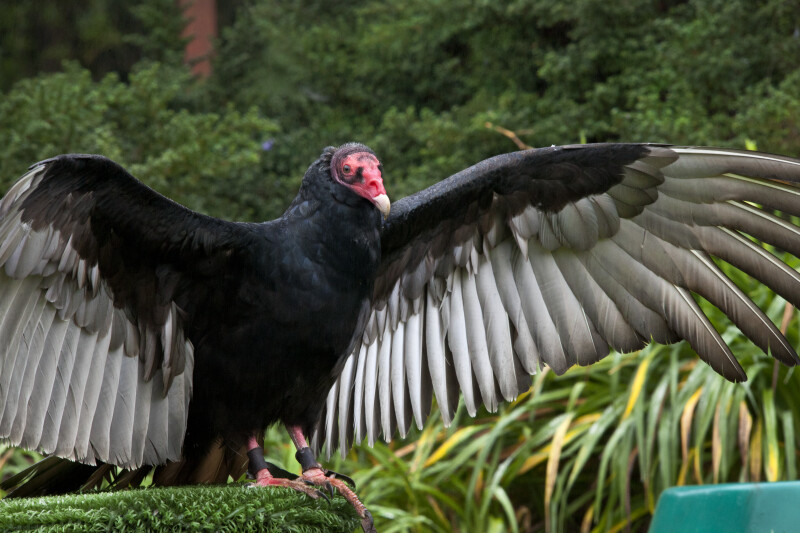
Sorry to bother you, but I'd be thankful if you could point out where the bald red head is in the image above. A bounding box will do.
[331,144,390,218]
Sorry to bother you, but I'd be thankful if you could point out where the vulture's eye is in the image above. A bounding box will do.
[343,164,352,174]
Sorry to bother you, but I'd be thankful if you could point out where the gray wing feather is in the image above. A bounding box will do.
[424,284,457,425]
[474,254,520,401]
[514,246,567,373]
[337,352,357,453]
[72,329,112,461]
[447,272,479,416]
[390,321,411,437]
[551,250,643,353]
[459,268,498,412]
[377,327,394,441]
[352,344,369,444]
[404,309,430,430]
[50,323,94,455]
[363,342,380,446]
[530,242,608,367]
[577,245,677,344]
[489,241,540,374]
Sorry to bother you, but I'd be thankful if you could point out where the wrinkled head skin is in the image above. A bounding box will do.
[331,143,391,218]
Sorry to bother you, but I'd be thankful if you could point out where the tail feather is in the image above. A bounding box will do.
[153,438,250,486]
[2,456,103,498]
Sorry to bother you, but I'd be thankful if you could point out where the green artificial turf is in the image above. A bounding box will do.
[0,484,360,532]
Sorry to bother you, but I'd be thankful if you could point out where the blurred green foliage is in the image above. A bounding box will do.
[0,61,275,220]
[4,0,798,222]
[1,0,800,531]
[204,0,800,208]
[0,0,186,91]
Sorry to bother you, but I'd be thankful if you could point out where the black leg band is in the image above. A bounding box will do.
[295,446,319,472]
[247,447,270,475]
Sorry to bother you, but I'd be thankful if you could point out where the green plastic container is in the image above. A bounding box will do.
[649,482,800,533]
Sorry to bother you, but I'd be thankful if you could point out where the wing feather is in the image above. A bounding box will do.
[513,245,569,373]
[30,318,75,451]
[72,328,113,463]
[7,305,57,443]
[166,351,191,462]
[577,246,678,344]
[447,272,479,416]
[89,332,124,463]
[363,341,380,446]
[390,321,412,437]
[0,277,34,409]
[551,249,643,353]
[130,359,155,467]
[54,328,99,457]
[639,208,800,307]
[336,352,357,456]
[459,268,498,412]
[617,220,797,364]
[424,283,458,426]
[323,377,339,458]
[377,321,395,442]
[0,220,25,265]
[404,308,430,430]
[43,321,85,453]
[529,242,608,367]
[143,373,168,465]
[488,241,540,374]
[352,344,369,444]
[474,254,522,401]
[1,290,48,428]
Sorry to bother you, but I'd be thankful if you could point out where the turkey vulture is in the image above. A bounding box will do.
[2,143,800,531]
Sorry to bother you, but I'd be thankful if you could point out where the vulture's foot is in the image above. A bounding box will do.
[247,431,376,533]
[249,466,375,532]
[297,466,375,533]
[251,466,330,501]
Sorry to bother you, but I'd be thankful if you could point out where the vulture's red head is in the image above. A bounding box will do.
[331,143,391,219]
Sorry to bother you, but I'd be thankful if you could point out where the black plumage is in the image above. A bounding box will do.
[2,142,800,530]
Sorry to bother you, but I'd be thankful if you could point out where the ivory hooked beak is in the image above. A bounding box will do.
[373,193,391,219]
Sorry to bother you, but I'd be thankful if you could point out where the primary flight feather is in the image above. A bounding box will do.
[1,142,800,531]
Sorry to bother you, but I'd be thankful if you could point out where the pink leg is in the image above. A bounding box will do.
[286,426,310,449]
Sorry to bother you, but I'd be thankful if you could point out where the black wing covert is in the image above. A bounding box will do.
[316,143,800,456]
[0,154,249,469]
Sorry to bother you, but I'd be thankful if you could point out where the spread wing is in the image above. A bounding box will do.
[0,154,249,468]
[317,143,800,456]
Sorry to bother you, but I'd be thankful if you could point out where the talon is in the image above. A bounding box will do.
[325,481,335,498]
[266,462,298,481]
[361,509,377,533]
[325,469,356,488]
[316,488,331,503]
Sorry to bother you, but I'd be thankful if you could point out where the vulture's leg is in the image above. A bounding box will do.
[286,425,375,533]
